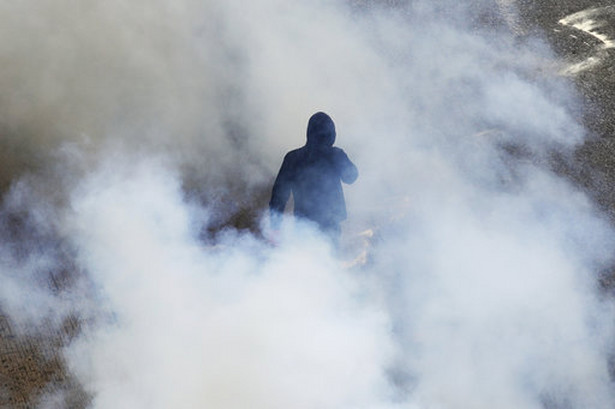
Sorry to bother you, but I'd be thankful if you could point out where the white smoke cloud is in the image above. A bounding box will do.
[61,157,394,409]
[0,0,614,408]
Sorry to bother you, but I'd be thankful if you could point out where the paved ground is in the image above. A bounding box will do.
[517,2,615,222]
[0,316,88,408]
[1,1,615,407]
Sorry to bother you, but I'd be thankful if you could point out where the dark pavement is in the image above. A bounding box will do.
[516,2,615,222]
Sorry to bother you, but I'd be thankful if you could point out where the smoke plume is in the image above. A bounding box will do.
[1,0,614,408]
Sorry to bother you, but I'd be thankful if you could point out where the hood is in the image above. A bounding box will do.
[306,112,336,147]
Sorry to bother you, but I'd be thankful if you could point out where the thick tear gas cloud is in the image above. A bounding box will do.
[1,1,615,408]
[63,159,394,409]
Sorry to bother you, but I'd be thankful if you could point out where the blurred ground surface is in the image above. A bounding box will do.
[518,1,615,290]
[2,1,615,407]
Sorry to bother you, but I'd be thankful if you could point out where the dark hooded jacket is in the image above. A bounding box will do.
[269,112,358,229]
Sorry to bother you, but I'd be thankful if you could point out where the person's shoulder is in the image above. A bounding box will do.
[284,146,306,160]
[287,146,305,154]
[330,146,349,159]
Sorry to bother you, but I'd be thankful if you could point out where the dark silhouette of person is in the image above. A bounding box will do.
[269,112,358,242]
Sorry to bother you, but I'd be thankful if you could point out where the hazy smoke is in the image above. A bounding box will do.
[1,0,614,408]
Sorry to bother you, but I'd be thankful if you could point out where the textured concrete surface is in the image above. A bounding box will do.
[0,315,89,408]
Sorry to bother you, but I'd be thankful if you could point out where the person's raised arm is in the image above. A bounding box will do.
[334,148,358,184]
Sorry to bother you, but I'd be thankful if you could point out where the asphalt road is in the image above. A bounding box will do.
[515,1,615,224]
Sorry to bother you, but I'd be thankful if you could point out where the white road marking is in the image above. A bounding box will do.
[558,6,615,75]
[560,56,602,76]
[559,6,615,49]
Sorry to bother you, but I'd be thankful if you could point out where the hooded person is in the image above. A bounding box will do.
[269,111,358,243]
